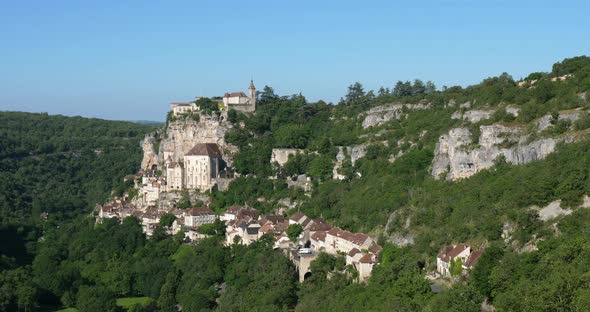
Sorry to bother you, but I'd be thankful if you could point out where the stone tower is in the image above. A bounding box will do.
[248,79,256,109]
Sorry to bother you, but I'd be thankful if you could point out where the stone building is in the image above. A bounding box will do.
[222,80,256,112]
[436,244,483,277]
[184,207,216,228]
[165,143,222,192]
[170,101,199,116]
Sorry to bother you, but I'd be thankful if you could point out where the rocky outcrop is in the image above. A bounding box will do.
[537,111,583,132]
[140,134,158,171]
[271,148,304,167]
[432,124,562,180]
[361,103,430,128]
[332,145,367,179]
[451,109,495,123]
[159,113,235,167]
[506,106,521,117]
[536,200,572,222]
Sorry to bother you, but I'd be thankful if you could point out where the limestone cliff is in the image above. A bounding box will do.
[451,109,495,123]
[361,103,431,128]
[140,133,158,171]
[432,124,566,180]
[159,114,237,167]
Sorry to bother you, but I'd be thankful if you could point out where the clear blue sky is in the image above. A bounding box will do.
[1,0,589,121]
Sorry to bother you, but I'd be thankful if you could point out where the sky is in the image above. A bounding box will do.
[1,0,589,121]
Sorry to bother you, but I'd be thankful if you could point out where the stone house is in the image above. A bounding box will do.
[357,253,379,282]
[170,102,199,116]
[166,143,222,192]
[139,176,164,206]
[310,231,327,252]
[325,228,374,255]
[220,206,258,222]
[184,207,216,228]
[225,217,261,246]
[436,244,483,277]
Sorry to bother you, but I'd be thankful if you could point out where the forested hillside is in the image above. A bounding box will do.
[0,112,154,290]
[2,56,590,311]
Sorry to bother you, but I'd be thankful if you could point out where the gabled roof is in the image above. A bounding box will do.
[224,92,247,98]
[289,212,306,222]
[186,207,215,217]
[368,243,382,254]
[348,248,361,257]
[306,218,332,232]
[464,249,483,268]
[437,244,470,263]
[358,253,379,264]
[311,231,327,242]
[186,143,221,157]
[260,215,285,226]
[327,227,372,246]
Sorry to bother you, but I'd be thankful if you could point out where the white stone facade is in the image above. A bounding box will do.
[222,80,256,112]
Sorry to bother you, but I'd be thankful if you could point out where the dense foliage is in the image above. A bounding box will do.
[2,56,590,311]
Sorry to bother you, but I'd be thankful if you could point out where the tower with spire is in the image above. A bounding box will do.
[248,79,256,109]
[222,79,257,112]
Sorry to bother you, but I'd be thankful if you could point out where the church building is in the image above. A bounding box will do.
[166,143,222,191]
[222,80,256,112]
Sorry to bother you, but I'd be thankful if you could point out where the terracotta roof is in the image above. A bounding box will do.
[224,206,243,215]
[289,212,306,222]
[311,231,327,242]
[348,248,361,257]
[368,243,382,254]
[306,218,332,232]
[359,253,379,264]
[259,223,274,233]
[327,228,372,246]
[437,244,470,263]
[223,92,247,98]
[186,207,215,216]
[464,249,483,268]
[186,143,221,157]
[260,215,285,226]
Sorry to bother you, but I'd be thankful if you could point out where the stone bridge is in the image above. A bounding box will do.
[289,248,318,282]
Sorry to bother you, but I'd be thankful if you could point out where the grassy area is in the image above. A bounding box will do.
[56,308,78,312]
[116,297,153,310]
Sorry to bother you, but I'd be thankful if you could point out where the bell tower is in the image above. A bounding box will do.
[248,79,256,109]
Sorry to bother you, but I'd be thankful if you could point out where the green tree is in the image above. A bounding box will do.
[76,285,118,312]
[286,224,303,243]
[159,213,176,227]
[177,191,191,209]
[449,258,463,277]
[158,271,179,312]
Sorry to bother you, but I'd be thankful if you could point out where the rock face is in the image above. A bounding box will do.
[140,134,158,171]
[332,145,367,179]
[506,106,521,117]
[451,109,495,123]
[271,148,303,167]
[158,114,234,167]
[432,124,561,180]
[537,200,572,222]
[361,103,430,128]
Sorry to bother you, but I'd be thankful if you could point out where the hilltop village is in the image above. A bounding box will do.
[96,67,590,293]
[96,81,387,283]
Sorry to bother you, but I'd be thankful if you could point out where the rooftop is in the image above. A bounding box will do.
[186,143,221,157]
